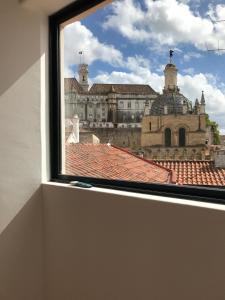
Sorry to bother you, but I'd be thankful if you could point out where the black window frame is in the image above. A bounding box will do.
[49,0,225,204]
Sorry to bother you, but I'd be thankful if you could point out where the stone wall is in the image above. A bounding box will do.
[143,146,206,160]
[215,150,225,168]
[88,128,141,149]
[141,114,207,148]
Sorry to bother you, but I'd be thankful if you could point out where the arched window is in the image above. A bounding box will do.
[165,128,171,147]
[179,127,186,147]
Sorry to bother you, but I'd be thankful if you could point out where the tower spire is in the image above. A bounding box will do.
[201,90,205,105]
[200,91,206,114]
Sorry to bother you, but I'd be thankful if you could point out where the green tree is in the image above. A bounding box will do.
[205,114,220,145]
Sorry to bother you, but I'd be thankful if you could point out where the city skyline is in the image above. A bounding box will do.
[64,0,225,133]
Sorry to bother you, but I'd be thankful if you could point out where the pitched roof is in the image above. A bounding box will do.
[66,144,174,184]
[154,160,225,186]
[64,78,84,94]
[89,84,157,95]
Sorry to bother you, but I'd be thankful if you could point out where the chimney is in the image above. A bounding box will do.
[66,115,79,144]
[214,150,225,168]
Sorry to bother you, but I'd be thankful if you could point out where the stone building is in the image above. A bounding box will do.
[65,64,158,128]
[141,62,213,160]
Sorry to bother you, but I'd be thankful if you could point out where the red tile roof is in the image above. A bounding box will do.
[66,144,174,184]
[154,160,225,186]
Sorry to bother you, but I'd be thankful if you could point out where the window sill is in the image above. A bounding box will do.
[43,182,225,212]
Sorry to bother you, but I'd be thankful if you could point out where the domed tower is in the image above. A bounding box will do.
[141,51,209,161]
[78,63,89,92]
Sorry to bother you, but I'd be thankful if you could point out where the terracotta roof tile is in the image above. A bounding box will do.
[66,144,174,184]
[153,160,225,186]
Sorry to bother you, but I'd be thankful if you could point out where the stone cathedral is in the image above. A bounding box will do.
[141,62,212,160]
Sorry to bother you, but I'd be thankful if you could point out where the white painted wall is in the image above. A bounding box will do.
[0,1,48,299]
[43,184,225,300]
[0,0,44,233]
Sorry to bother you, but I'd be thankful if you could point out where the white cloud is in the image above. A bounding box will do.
[93,55,164,90]
[183,52,202,62]
[178,73,225,116]
[103,0,225,51]
[183,67,194,75]
[63,22,123,77]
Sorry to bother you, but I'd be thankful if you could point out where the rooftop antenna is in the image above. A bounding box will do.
[206,19,225,52]
[206,42,225,53]
[212,19,225,23]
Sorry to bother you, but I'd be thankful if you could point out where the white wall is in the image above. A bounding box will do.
[43,184,225,300]
[0,0,43,232]
[0,1,46,298]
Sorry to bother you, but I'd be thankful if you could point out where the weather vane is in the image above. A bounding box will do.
[169,49,174,63]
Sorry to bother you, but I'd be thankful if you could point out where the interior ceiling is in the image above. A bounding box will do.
[20,0,77,15]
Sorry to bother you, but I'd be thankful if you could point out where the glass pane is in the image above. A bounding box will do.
[60,0,225,187]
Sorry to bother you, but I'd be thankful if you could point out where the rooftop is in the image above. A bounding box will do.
[66,144,174,184]
[64,77,84,94]
[89,83,157,95]
[64,78,158,96]
[154,160,225,186]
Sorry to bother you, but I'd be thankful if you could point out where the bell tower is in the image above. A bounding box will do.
[78,63,89,92]
[164,63,178,92]
[163,50,178,92]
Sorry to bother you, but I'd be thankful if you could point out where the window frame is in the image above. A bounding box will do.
[49,0,225,204]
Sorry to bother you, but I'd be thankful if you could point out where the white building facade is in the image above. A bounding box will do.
[65,64,158,128]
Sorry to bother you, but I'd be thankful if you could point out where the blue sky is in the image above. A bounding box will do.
[64,0,225,133]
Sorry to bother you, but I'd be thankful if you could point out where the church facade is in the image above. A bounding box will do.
[141,62,212,160]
